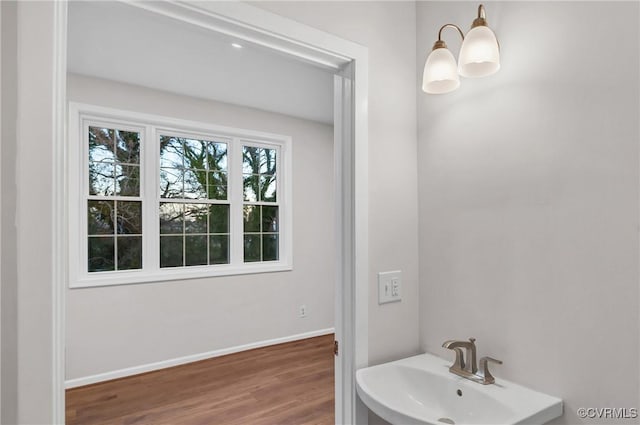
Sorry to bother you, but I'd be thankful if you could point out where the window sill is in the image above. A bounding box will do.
[69,262,293,289]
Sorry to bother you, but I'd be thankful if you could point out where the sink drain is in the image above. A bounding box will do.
[437,418,455,425]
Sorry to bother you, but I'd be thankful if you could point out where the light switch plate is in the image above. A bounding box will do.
[378,270,402,304]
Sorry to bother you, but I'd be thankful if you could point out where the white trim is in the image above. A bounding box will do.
[0,2,3,413]
[333,74,345,422]
[127,1,353,71]
[53,3,369,424]
[68,102,293,288]
[353,45,370,425]
[335,64,370,424]
[230,136,244,263]
[72,263,294,289]
[65,328,335,389]
[52,1,68,423]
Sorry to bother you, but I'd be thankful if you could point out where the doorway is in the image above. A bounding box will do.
[49,2,369,424]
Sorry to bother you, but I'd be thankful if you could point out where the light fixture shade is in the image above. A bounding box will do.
[422,47,460,94]
[458,25,500,78]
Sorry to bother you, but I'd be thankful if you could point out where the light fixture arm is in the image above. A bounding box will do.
[478,4,486,19]
[432,24,465,51]
[471,4,488,28]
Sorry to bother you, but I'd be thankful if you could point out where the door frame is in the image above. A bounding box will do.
[50,1,369,424]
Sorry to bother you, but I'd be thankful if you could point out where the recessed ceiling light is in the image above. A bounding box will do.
[231,43,243,49]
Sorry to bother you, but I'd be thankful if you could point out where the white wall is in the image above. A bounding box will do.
[1,2,18,422]
[417,2,639,424]
[65,74,334,381]
[252,0,421,367]
[15,2,57,423]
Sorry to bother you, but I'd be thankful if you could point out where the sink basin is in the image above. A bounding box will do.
[356,353,562,425]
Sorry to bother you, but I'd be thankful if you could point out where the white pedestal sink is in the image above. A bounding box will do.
[356,353,562,425]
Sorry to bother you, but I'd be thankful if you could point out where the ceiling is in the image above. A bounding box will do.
[67,2,334,124]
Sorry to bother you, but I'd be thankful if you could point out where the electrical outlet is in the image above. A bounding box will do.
[299,304,307,318]
[391,278,400,296]
[378,271,402,304]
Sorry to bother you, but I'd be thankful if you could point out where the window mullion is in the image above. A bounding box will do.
[277,144,285,264]
[231,137,244,265]
[144,125,159,272]
[78,119,89,281]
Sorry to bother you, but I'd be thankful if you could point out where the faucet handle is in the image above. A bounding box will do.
[450,347,465,371]
[469,337,476,344]
[478,356,502,385]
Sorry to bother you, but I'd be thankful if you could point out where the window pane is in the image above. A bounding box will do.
[262,234,279,261]
[260,175,277,202]
[88,200,114,235]
[261,206,279,232]
[243,146,260,174]
[90,127,142,197]
[243,174,259,202]
[117,201,142,234]
[160,236,183,268]
[89,161,115,196]
[206,142,227,171]
[184,204,208,233]
[160,203,184,234]
[185,235,208,266]
[260,148,277,174]
[88,236,115,272]
[89,127,115,163]
[183,139,207,170]
[244,234,261,262]
[160,136,231,203]
[184,169,207,199]
[209,205,229,234]
[115,130,140,164]
[243,205,260,232]
[160,136,184,169]
[115,165,140,197]
[207,171,227,200]
[209,235,229,264]
[160,168,183,198]
[243,147,277,174]
[117,236,142,270]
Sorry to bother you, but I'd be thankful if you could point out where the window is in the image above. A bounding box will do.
[242,146,279,262]
[69,103,292,287]
[158,135,230,268]
[87,126,143,272]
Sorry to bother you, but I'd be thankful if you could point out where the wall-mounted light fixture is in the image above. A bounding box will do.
[422,4,500,94]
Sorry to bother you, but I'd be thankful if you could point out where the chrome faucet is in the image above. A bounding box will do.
[442,337,502,385]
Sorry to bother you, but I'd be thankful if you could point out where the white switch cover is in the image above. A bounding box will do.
[378,270,402,304]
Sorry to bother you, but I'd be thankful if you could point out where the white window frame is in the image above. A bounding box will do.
[68,102,293,288]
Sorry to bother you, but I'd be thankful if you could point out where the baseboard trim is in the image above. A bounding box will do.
[65,327,335,389]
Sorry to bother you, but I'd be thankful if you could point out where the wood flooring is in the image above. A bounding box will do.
[66,334,335,425]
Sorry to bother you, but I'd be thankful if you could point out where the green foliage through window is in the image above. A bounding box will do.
[159,135,230,268]
[242,146,279,263]
[82,118,285,276]
[87,126,142,272]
